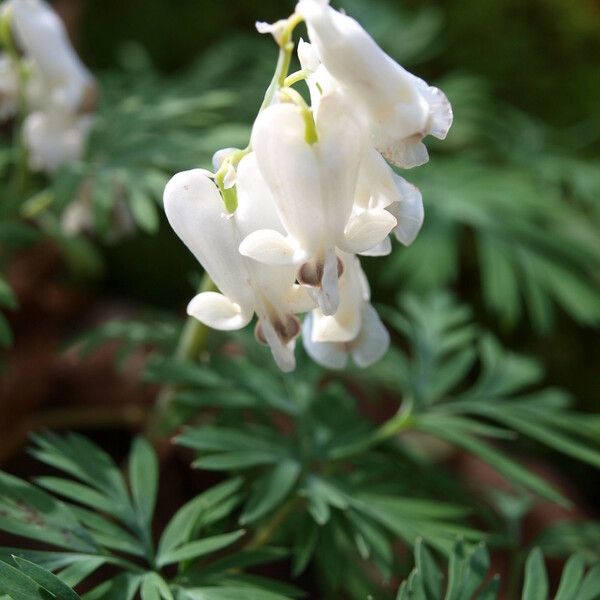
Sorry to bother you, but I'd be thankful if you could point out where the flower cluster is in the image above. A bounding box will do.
[164,0,452,372]
[0,0,96,172]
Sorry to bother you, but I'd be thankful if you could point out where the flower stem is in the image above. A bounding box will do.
[284,68,309,88]
[329,400,415,460]
[261,12,304,110]
[215,12,304,212]
[146,272,214,439]
[279,86,318,144]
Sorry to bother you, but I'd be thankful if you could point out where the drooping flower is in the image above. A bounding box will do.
[2,0,97,173]
[296,0,453,168]
[302,253,390,369]
[297,39,425,254]
[9,0,96,114]
[164,155,315,372]
[23,110,93,172]
[239,90,396,315]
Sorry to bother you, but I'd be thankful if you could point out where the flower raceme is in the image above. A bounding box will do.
[164,0,453,372]
[0,0,96,172]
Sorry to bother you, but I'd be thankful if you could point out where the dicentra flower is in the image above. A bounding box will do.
[240,91,396,315]
[296,0,453,168]
[302,253,390,369]
[164,156,315,372]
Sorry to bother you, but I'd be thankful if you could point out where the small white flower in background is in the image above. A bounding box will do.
[164,1,452,372]
[61,176,136,241]
[9,0,95,114]
[1,0,96,173]
[296,0,452,168]
[23,110,92,172]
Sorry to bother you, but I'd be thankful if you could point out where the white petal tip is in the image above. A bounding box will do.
[187,292,252,331]
[239,230,304,265]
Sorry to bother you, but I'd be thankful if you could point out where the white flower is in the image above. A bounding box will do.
[0,54,19,121]
[61,177,135,241]
[9,0,95,114]
[164,155,314,372]
[302,253,390,369]
[297,40,425,254]
[296,0,453,168]
[23,110,93,173]
[239,91,396,315]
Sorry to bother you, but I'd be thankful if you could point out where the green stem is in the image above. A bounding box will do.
[284,68,309,88]
[329,401,416,461]
[146,272,214,439]
[279,86,318,144]
[260,12,304,111]
[215,12,304,212]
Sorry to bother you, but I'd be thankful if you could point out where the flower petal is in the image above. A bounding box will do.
[387,176,424,246]
[378,135,429,169]
[302,313,348,370]
[251,102,324,254]
[359,237,392,257]
[341,208,397,254]
[239,229,303,265]
[187,292,253,331]
[255,314,299,373]
[163,168,254,311]
[352,304,390,368]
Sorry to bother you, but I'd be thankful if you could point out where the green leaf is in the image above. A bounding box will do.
[240,461,301,525]
[0,560,45,600]
[522,548,548,600]
[158,478,242,560]
[12,557,81,600]
[416,418,569,507]
[30,433,130,508]
[415,539,442,600]
[0,471,97,552]
[129,438,159,526]
[180,588,292,600]
[476,575,500,600]
[35,477,114,513]
[193,452,280,471]
[140,573,173,600]
[57,557,106,588]
[578,565,600,600]
[554,554,585,600]
[82,573,142,600]
[0,277,17,310]
[157,530,245,568]
[70,506,146,558]
[130,186,159,233]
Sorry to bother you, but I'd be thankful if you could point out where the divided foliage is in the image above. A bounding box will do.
[396,540,600,600]
[69,292,600,597]
[0,434,298,600]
